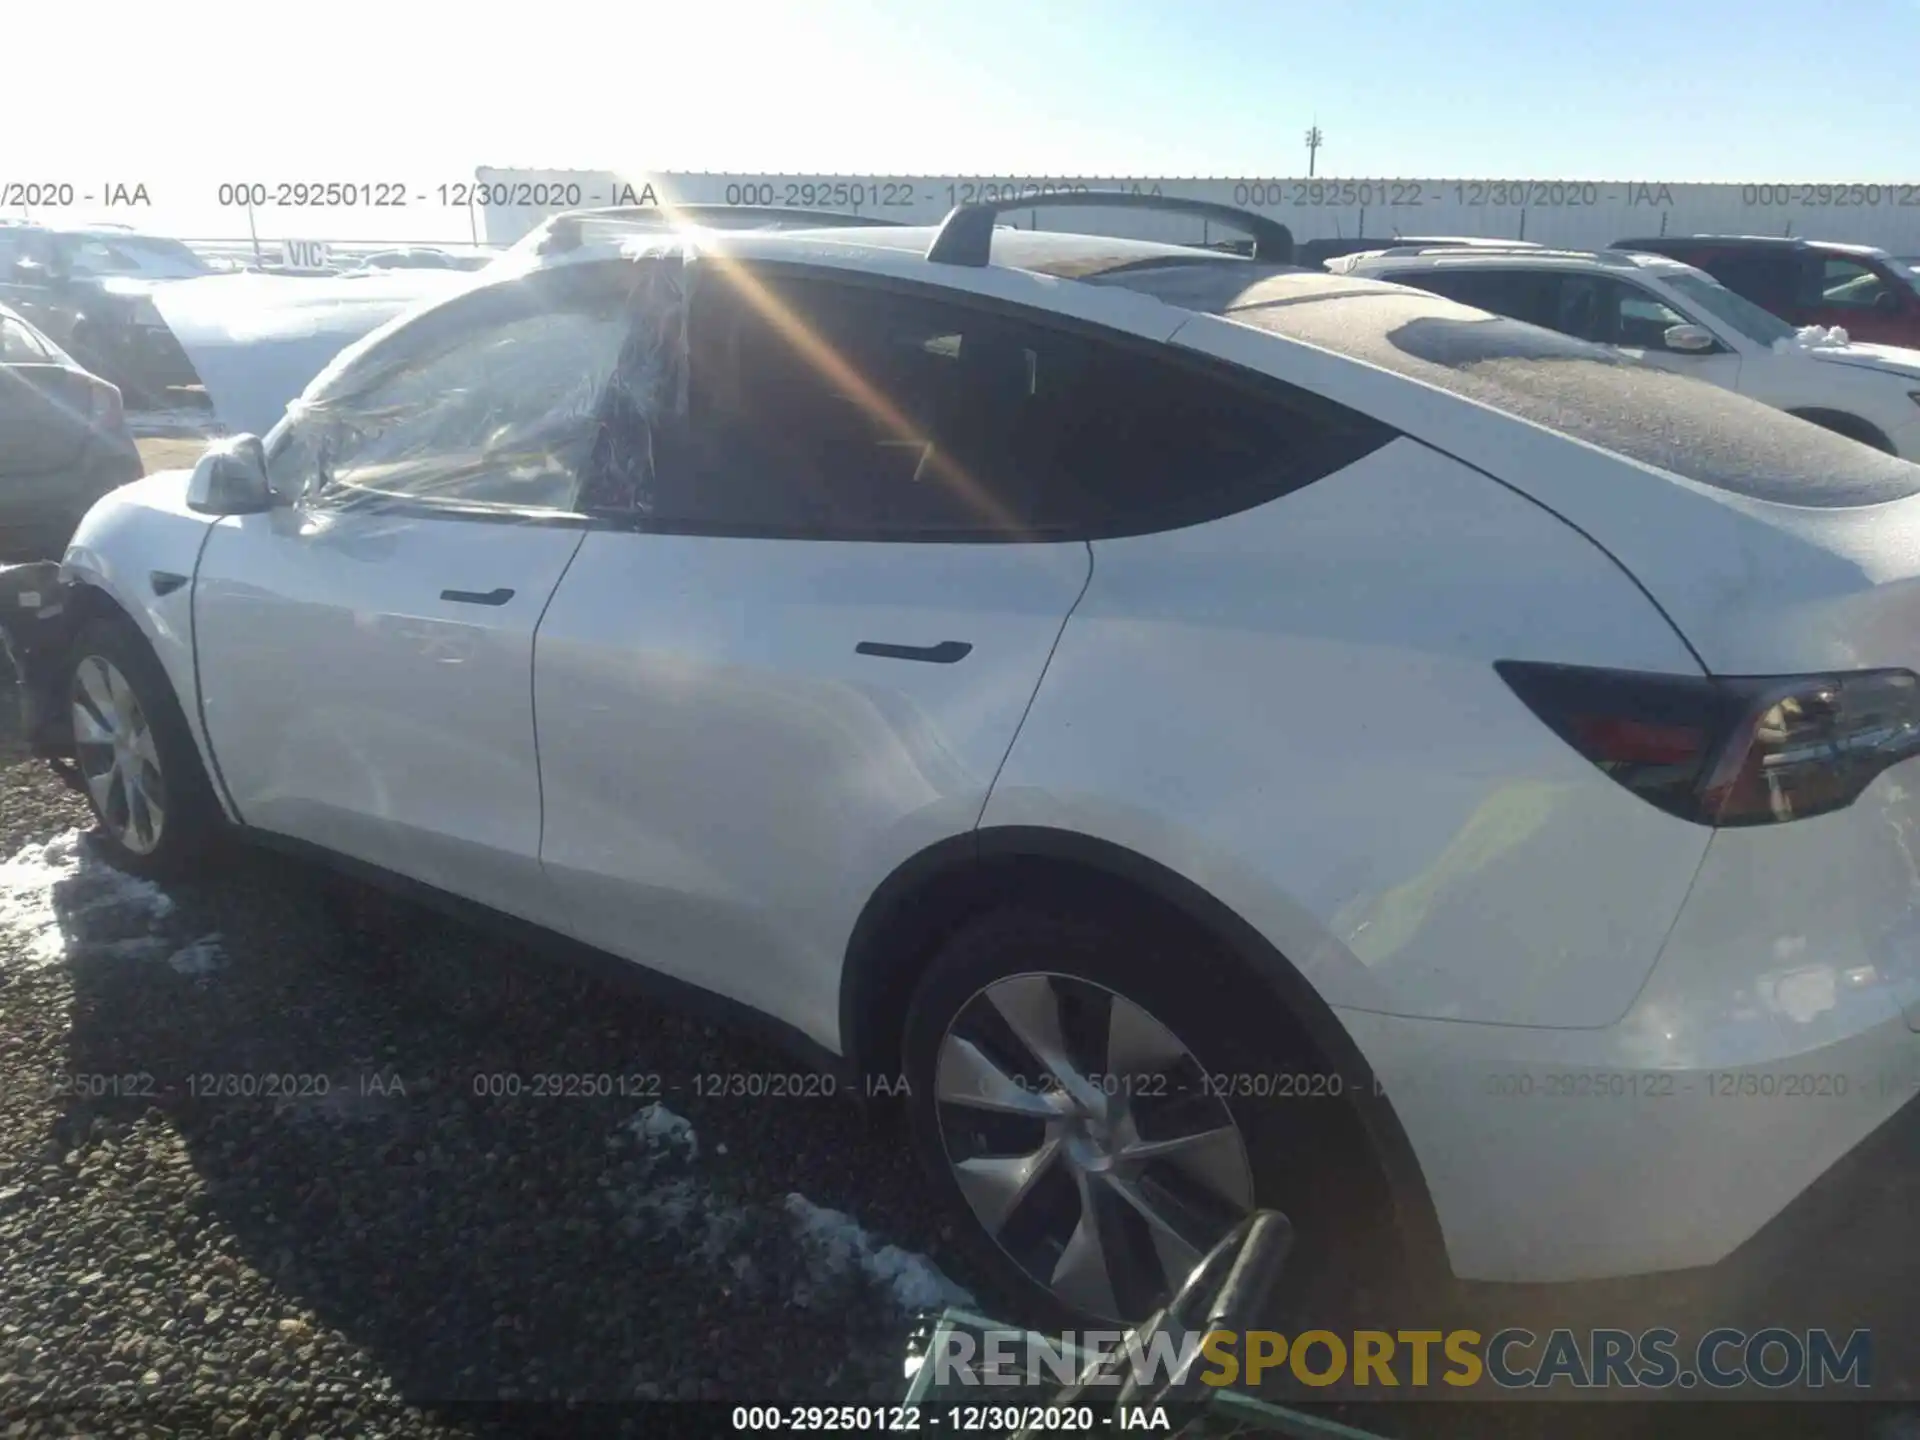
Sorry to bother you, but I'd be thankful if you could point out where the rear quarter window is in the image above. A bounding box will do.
[1228,286,1920,507]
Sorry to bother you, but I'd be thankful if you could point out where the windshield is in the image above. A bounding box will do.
[1659,270,1796,347]
[121,239,212,276]
[68,234,212,279]
[1893,258,1920,296]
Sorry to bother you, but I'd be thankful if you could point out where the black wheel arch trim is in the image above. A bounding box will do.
[1785,407,1895,454]
[839,823,1450,1281]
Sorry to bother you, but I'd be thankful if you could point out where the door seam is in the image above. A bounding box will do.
[188,521,247,826]
[972,539,1096,830]
[530,527,592,874]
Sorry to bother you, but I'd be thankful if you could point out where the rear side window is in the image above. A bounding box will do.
[1819,258,1895,310]
[1386,267,1559,327]
[1389,268,1692,350]
[648,272,1391,538]
[1694,251,1799,310]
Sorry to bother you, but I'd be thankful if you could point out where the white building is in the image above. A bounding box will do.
[473,168,1920,254]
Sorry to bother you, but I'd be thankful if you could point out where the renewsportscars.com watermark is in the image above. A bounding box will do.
[927,1326,1873,1392]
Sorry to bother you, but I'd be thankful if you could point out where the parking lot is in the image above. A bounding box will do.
[0,706,991,1434]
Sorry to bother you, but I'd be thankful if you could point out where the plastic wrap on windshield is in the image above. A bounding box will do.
[578,242,693,515]
[278,239,697,514]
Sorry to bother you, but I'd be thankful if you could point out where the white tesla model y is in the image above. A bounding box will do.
[9,197,1920,1326]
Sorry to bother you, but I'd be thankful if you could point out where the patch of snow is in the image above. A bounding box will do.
[623,1102,698,1162]
[0,831,172,972]
[0,832,89,967]
[166,934,225,976]
[785,1193,974,1313]
[1773,324,1851,352]
[0,832,219,986]
[602,1111,967,1315]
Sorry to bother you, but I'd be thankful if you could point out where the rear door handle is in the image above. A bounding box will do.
[855,640,972,664]
[440,587,516,606]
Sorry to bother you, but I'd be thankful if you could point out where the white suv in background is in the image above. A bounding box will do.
[1332,244,1920,459]
[11,197,1920,1328]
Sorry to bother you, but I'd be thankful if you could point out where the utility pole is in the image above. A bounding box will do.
[1304,125,1324,177]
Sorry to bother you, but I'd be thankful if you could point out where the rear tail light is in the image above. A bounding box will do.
[89,381,125,435]
[1496,661,1920,826]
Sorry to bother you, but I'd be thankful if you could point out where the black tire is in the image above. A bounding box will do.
[902,902,1397,1330]
[65,616,223,878]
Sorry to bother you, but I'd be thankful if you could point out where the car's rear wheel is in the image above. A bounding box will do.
[902,903,1391,1327]
[66,618,220,877]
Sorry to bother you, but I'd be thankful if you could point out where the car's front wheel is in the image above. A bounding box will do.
[902,903,1393,1328]
[66,617,221,877]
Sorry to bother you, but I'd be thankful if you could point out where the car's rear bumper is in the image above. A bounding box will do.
[1345,999,1919,1284]
[97,322,203,392]
[0,561,75,757]
[0,444,144,566]
[1339,770,1920,1285]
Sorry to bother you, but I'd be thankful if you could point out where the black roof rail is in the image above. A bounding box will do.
[926,192,1295,267]
[539,205,903,254]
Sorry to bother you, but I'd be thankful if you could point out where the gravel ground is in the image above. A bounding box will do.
[133,437,214,475]
[4,658,1920,1439]
[0,677,980,1437]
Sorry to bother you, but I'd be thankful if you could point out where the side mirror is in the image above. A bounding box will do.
[1663,323,1717,354]
[1875,289,1903,317]
[186,435,276,515]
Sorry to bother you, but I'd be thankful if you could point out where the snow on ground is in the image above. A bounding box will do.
[1,829,968,1319]
[0,830,173,971]
[609,1102,973,1316]
[785,1194,975,1313]
[0,829,220,980]
[624,1101,699,1160]
[165,933,225,976]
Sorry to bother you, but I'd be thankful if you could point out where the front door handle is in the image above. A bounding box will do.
[855,640,972,664]
[440,587,515,606]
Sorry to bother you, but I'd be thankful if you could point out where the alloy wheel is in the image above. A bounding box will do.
[933,972,1255,1322]
[71,655,167,856]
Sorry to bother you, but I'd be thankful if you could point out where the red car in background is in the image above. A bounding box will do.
[1611,235,1920,347]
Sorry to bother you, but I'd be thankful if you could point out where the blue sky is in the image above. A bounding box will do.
[11,0,1920,242]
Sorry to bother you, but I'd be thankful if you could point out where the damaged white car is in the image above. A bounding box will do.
[8,196,1920,1332]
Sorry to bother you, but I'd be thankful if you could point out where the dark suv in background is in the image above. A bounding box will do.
[0,222,212,407]
[0,303,142,562]
[1611,235,1920,347]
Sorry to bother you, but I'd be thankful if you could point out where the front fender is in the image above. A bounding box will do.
[48,472,236,819]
